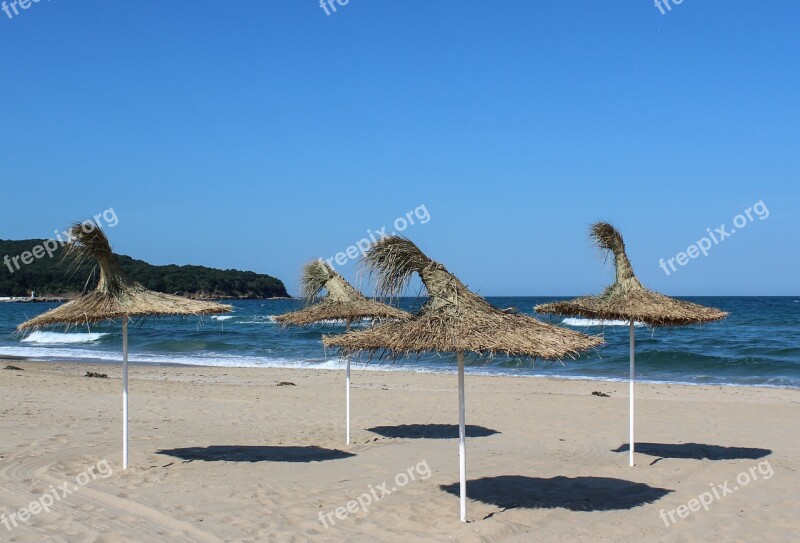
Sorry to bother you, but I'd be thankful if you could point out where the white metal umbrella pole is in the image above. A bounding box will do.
[345,321,351,445]
[629,320,635,467]
[457,351,467,522]
[346,357,351,445]
[122,316,129,470]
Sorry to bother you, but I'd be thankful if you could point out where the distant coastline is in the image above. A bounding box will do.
[1,238,290,299]
[0,295,295,303]
[0,296,69,303]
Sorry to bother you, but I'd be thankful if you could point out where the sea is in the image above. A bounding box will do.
[1,297,797,388]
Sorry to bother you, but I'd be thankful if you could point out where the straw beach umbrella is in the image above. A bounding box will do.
[536,222,727,466]
[324,237,603,522]
[18,222,232,469]
[274,259,409,444]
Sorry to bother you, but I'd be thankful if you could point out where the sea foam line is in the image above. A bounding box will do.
[561,318,645,327]
[21,331,109,344]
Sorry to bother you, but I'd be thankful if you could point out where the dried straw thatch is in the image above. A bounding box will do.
[535,223,727,326]
[274,260,409,326]
[324,237,603,359]
[324,237,604,523]
[17,222,231,330]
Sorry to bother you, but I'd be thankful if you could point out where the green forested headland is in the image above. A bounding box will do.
[0,239,289,299]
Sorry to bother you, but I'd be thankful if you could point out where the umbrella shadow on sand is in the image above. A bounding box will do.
[157,445,355,463]
[613,443,772,465]
[368,424,500,439]
[441,475,672,514]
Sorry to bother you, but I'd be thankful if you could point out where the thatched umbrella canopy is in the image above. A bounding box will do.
[324,237,602,359]
[274,259,409,326]
[18,222,232,469]
[535,223,727,327]
[275,259,409,444]
[536,222,727,466]
[325,237,603,522]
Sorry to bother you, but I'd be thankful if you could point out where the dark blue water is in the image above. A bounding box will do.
[1,297,797,388]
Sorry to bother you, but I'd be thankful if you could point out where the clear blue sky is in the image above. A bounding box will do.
[1,1,797,296]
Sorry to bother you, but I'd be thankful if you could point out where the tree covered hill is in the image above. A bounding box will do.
[0,238,289,299]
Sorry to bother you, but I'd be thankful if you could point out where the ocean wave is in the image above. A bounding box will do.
[20,331,109,344]
[0,345,360,370]
[237,316,372,326]
[211,316,234,321]
[238,316,279,325]
[0,345,796,387]
[301,318,372,325]
[561,318,645,327]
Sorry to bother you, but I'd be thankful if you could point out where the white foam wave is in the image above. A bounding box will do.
[0,346,795,388]
[306,318,372,325]
[243,315,371,326]
[21,332,109,344]
[561,318,645,327]
[211,316,234,321]
[0,345,369,370]
[238,316,278,325]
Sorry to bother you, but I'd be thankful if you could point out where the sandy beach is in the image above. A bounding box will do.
[0,359,797,542]
[3,1,797,541]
